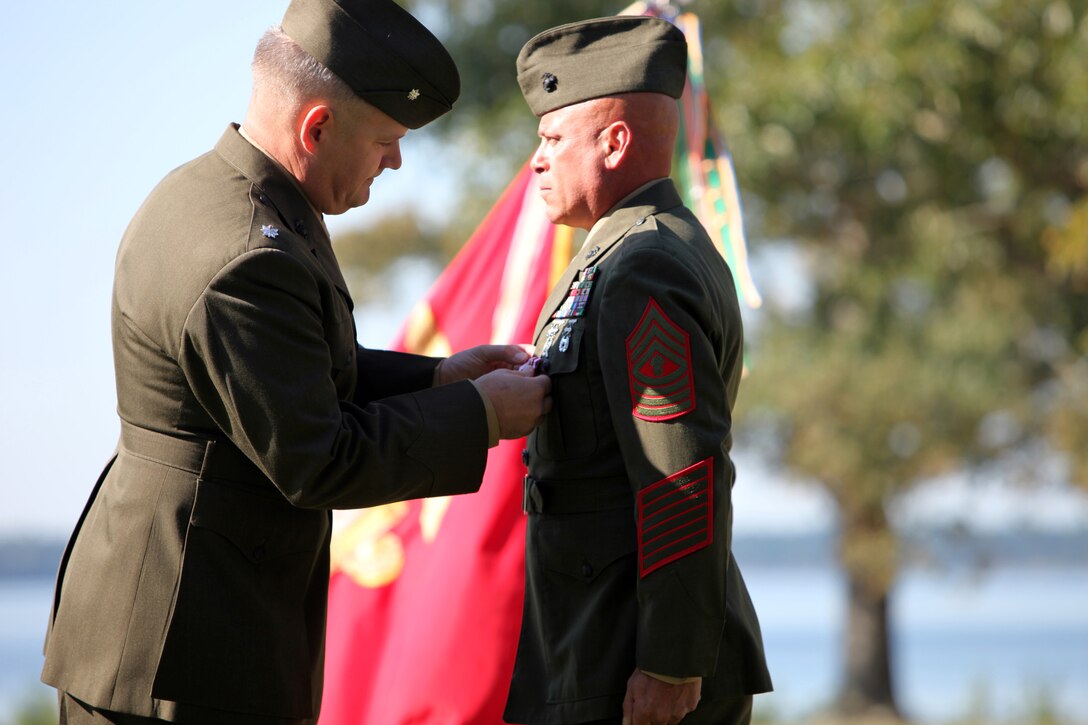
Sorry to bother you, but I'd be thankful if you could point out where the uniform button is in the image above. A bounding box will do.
[581,560,593,579]
[295,218,309,237]
[521,448,530,466]
[257,193,269,205]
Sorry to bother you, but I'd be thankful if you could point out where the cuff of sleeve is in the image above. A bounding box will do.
[641,670,701,685]
[469,379,500,448]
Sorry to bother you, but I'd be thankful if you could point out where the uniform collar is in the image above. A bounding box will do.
[533,178,684,337]
[581,177,670,251]
[215,124,349,298]
[580,177,682,261]
[236,125,332,241]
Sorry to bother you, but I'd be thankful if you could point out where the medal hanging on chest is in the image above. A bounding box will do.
[541,266,598,358]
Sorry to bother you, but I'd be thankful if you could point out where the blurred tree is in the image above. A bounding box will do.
[13,693,55,725]
[332,212,447,301]
[718,0,1088,719]
[338,0,1088,719]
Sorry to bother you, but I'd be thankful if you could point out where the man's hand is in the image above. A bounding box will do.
[474,368,551,439]
[438,344,532,385]
[622,670,702,725]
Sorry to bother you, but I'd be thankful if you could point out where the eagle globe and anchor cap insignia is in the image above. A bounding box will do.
[626,297,695,421]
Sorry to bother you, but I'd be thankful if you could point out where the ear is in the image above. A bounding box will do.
[600,121,632,170]
[299,104,333,154]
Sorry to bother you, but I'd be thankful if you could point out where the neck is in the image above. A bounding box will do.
[241,113,307,185]
[239,118,326,220]
[596,172,666,218]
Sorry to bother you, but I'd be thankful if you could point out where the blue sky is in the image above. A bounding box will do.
[2,2,1086,538]
[0,0,498,537]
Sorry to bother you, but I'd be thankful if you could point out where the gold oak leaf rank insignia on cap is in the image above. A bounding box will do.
[281,0,460,129]
[516,16,688,117]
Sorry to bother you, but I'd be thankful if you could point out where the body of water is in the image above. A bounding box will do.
[0,577,54,719]
[3,564,1087,723]
[747,565,1088,723]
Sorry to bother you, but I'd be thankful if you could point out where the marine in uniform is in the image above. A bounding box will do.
[41,0,551,723]
[504,17,773,725]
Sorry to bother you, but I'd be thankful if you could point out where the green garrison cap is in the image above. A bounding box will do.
[517,16,687,117]
[282,0,460,129]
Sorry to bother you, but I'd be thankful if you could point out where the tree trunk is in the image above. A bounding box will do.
[835,574,901,719]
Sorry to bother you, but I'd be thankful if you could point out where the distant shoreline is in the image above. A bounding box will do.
[0,538,64,581]
[3,528,1086,581]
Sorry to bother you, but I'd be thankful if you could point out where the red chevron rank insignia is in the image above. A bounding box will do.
[638,458,714,577]
[626,298,695,422]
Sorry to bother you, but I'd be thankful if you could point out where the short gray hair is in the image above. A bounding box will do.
[251,26,355,108]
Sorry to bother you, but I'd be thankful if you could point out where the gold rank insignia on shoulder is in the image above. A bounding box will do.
[260,224,280,239]
[407,89,421,100]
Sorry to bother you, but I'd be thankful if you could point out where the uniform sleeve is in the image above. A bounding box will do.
[353,347,442,405]
[596,239,734,678]
[178,248,488,510]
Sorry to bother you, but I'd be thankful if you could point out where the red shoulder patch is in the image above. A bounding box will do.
[638,458,714,578]
[625,298,695,422]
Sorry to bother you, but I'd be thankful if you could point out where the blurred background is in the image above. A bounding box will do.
[1,1,1086,724]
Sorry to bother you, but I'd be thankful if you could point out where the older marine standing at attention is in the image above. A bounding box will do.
[503,17,772,725]
[41,0,551,723]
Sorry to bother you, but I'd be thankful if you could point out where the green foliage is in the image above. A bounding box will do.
[728,0,1088,503]
[8,693,56,725]
[333,212,447,288]
[724,0,1088,714]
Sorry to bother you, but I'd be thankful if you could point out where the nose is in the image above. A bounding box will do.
[384,140,403,171]
[530,141,547,174]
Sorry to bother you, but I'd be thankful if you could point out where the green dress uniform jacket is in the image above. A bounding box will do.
[504,179,772,724]
[41,125,490,723]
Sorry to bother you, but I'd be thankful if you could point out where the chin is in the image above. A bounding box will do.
[336,191,370,214]
[543,204,565,225]
[548,211,584,229]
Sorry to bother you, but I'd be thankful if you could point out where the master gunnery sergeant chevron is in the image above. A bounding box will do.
[40,1,551,723]
[503,16,772,725]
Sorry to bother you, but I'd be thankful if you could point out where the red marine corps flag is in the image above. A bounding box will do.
[318,5,759,723]
[318,165,573,725]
